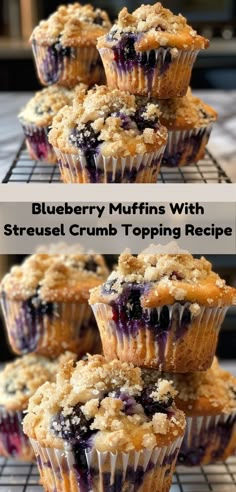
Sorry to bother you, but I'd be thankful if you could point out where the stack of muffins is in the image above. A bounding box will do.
[19,2,218,183]
[1,249,236,492]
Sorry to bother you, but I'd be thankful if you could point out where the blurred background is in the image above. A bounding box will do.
[0,254,235,362]
[0,0,235,90]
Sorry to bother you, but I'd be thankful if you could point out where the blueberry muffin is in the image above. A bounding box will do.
[90,250,236,372]
[18,84,87,163]
[154,358,236,465]
[48,85,167,183]
[98,3,208,98]
[0,253,108,357]
[158,89,218,167]
[0,352,76,461]
[31,3,111,88]
[23,354,185,492]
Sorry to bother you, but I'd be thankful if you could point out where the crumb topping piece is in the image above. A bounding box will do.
[48,85,167,157]
[1,253,108,302]
[158,88,217,130]
[23,354,185,451]
[18,84,87,127]
[89,249,236,308]
[0,352,76,411]
[98,3,209,51]
[31,3,111,47]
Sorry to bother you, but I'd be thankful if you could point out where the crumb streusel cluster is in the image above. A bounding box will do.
[98,3,209,51]
[1,253,108,302]
[18,85,87,127]
[49,85,167,157]
[23,354,185,452]
[0,352,76,411]
[31,3,111,47]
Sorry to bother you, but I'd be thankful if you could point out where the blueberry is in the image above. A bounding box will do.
[94,14,103,25]
[52,404,92,442]
[69,123,100,153]
[4,382,27,395]
[126,289,142,320]
[85,259,98,273]
[138,386,173,416]
[169,271,183,280]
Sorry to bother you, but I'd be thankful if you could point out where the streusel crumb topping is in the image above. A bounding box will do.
[23,354,185,451]
[0,352,76,411]
[158,88,217,130]
[18,84,87,127]
[1,253,108,302]
[160,358,236,415]
[98,3,209,51]
[49,85,167,157]
[31,3,111,47]
[90,249,236,307]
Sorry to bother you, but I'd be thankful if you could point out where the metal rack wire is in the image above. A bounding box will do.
[1,455,236,491]
[2,141,232,184]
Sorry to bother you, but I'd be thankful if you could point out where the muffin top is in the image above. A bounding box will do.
[49,85,167,157]
[1,253,108,302]
[158,89,218,130]
[144,358,236,416]
[23,354,185,452]
[0,352,76,411]
[18,84,87,127]
[90,250,236,308]
[98,3,209,51]
[31,3,111,47]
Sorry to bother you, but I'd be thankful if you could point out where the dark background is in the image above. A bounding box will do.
[0,0,236,90]
[0,254,235,362]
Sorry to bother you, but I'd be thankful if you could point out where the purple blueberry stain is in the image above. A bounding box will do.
[0,409,27,457]
[33,37,74,85]
[163,130,209,167]
[69,124,102,183]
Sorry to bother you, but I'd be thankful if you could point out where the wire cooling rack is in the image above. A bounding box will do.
[1,456,236,492]
[2,141,232,184]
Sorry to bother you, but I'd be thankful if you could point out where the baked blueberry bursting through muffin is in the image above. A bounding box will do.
[51,384,176,491]
[35,37,73,85]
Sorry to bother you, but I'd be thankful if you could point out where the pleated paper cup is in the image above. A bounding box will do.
[0,293,96,358]
[54,146,165,183]
[20,121,56,163]
[30,435,183,492]
[0,407,34,461]
[162,126,213,167]
[32,40,104,88]
[99,47,198,98]
[178,413,236,466]
[91,302,229,372]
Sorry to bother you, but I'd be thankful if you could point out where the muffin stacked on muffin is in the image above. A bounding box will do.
[97,2,217,169]
[0,253,108,358]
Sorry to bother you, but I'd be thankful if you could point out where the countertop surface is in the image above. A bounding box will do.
[0,90,236,184]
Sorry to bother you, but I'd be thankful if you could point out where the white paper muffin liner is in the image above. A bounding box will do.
[91,302,229,371]
[0,407,34,461]
[20,121,56,163]
[178,412,236,466]
[99,47,199,98]
[54,146,166,183]
[32,41,104,88]
[0,294,95,357]
[162,126,213,167]
[30,435,183,492]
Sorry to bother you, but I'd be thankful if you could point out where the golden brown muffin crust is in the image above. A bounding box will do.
[1,253,108,302]
[98,3,209,51]
[18,84,87,127]
[31,3,111,47]
[158,88,218,130]
[90,251,236,308]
